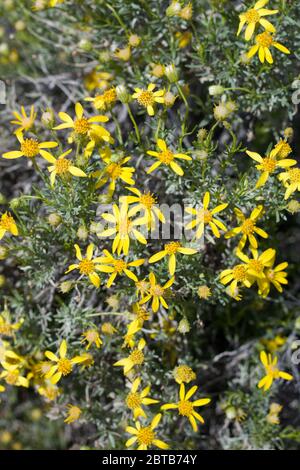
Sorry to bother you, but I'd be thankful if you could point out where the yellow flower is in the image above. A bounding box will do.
[121,187,165,228]
[126,377,159,419]
[84,70,113,92]
[150,63,165,78]
[132,83,165,116]
[237,0,278,41]
[246,149,296,188]
[220,262,251,296]
[41,149,87,186]
[97,249,144,287]
[132,303,150,326]
[115,46,131,61]
[147,139,191,176]
[85,87,117,111]
[258,258,288,297]
[273,139,292,159]
[0,310,23,337]
[53,102,112,143]
[37,382,61,401]
[99,202,147,255]
[179,3,193,21]
[278,167,300,199]
[225,205,268,250]
[125,413,168,450]
[173,365,196,384]
[139,272,174,313]
[81,329,102,350]
[0,363,29,388]
[10,105,36,132]
[65,243,106,288]
[0,212,18,240]
[101,322,117,335]
[2,132,58,160]
[94,156,135,193]
[237,248,276,285]
[261,335,286,353]
[266,403,282,424]
[248,32,290,64]
[161,383,211,432]
[122,319,141,349]
[258,351,293,391]
[114,338,146,374]
[149,241,197,276]
[176,31,192,48]
[64,404,82,424]
[44,340,86,384]
[186,192,228,239]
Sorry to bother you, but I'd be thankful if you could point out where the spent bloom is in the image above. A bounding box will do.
[173,365,196,384]
[81,329,103,350]
[64,404,82,424]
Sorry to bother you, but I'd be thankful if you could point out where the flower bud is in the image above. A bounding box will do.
[214,102,230,121]
[166,1,181,17]
[225,406,237,420]
[48,213,61,227]
[115,46,131,61]
[41,109,54,127]
[209,85,224,96]
[0,246,8,260]
[164,91,176,107]
[9,198,21,210]
[0,193,6,204]
[151,63,165,78]
[128,34,141,47]
[116,84,130,103]
[77,225,89,240]
[59,280,74,294]
[286,200,300,214]
[284,127,293,141]
[177,317,190,334]
[78,39,93,52]
[197,128,208,142]
[194,150,208,161]
[165,64,178,83]
[180,3,193,21]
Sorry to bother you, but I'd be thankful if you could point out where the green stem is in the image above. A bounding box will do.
[176,82,189,108]
[126,104,141,144]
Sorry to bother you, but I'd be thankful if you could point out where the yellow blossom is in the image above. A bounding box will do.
[65,243,107,288]
[85,87,117,111]
[132,83,165,116]
[278,167,300,200]
[139,272,174,313]
[114,338,146,374]
[149,241,197,276]
[266,403,282,424]
[64,404,82,424]
[186,191,228,239]
[273,139,292,159]
[258,351,293,391]
[101,322,117,335]
[173,365,196,384]
[0,310,23,337]
[2,132,58,161]
[225,205,268,250]
[94,156,135,193]
[10,105,36,132]
[44,340,86,384]
[161,383,211,432]
[121,187,165,228]
[125,413,168,450]
[246,149,296,188]
[126,377,159,418]
[41,149,87,186]
[115,46,131,61]
[147,139,191,176]
[0,212,18,240]
[248,32,290,64]
[237,0,278,41]
[81,329,102,350]
[220,262,251,296]
[197,285,212,300]
[258,257,288,297]
[97,249,144,287]
[0,363,29,388]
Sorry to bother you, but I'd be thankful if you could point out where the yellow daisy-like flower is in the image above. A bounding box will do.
[126,377,159,419]
[2,132,58,161]
[10,105,36,132]
[125,413,168,450]
[278,167,300,200]
[258,351,293,391]
[97,249,144,287]
[237,0,278,41]
[53,102,112,143]
[121,187,165,228]
[114,338,146,375]
[99,202,147,255]
[65,243,106,288]
[186,192,228,239]
[259,259,288,297]
[0,212,18,240]
[247,32,290,64]
[0,311,23,337]
[139,272,174,313]
[225,205,268,250]
[41,149,87,186]
[64,404,82,424]
[122,319,142,349]
[161,383,211,432]
[149,241,197,276]
[220,263,251,296]
[173,365,196,384]
[132,83,165,116]
[85,87,117,111]
[44,340,86,384]
[237,248,276,284]
[0,363,29,388]
[81,329,102,350]
[246,150,296,188]
[273,139,292,159]
[94,157,135,193]
[147,139,191,176]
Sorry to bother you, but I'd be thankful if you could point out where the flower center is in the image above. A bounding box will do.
[118,217,131,237]
[275,140,292,158]
[55,158,71,174]
[74,117,90,134]
[85,330,98,342]
[199,209,212,223]
[0,214,15,231]
[104,88,117,104]
[137,90,154,107]
[266,365,280,378]
[159,150,174,164]
[288,168,300,184]
[21,138,39,157]
[174,365,196,383]
[0,324,13,336]
[150,285,164,297]
[244,9,260,23]
[241,219,255,235]
[140,192,156,209]
[248,259,263,273]
[232,265,247,281]
[79,259,94,275]
[106,163,123,179]
[21,117,33,130]
[256,32,273,47]
[137,426,155,446]
[114,259,127,273]
[165,241,181,254]
[57,358,73,375]
[68,406,81,420]
[261,157,276,173]
[129,349,144,365]
[178,400,193,417]
[126,392,142,409]
[266,269,275,280]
